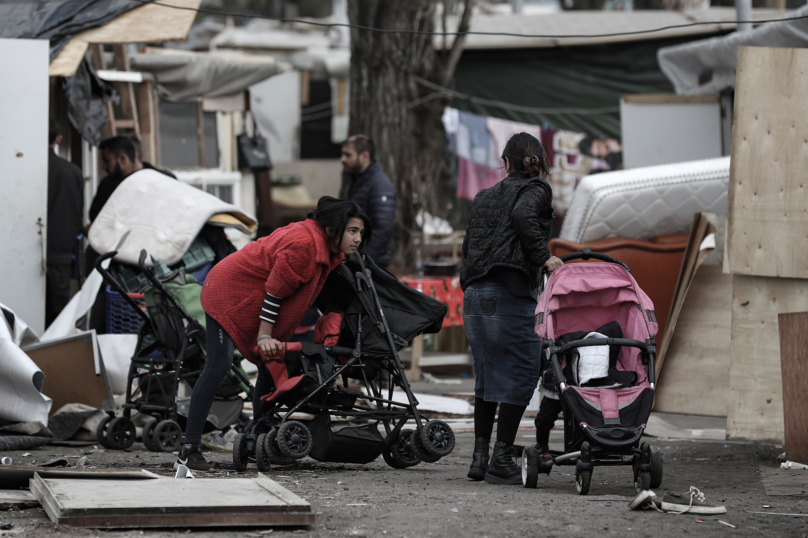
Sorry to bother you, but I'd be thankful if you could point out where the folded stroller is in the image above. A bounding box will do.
[522,248,662,495]
[233,252,454,471]
[95,249,253,452]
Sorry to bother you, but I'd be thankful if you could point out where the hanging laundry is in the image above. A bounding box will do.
[486,116,542,170]
[456,156,503,201]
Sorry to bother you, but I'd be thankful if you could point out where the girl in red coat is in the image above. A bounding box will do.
[177,197,372,471]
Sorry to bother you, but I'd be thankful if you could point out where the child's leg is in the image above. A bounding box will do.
[534,396,563,450]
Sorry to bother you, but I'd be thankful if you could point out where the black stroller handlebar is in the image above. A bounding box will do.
[94,249,151,325]
[555,337,648,355]
[559,248,631,273]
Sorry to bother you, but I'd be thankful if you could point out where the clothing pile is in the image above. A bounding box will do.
[441,107,613,215]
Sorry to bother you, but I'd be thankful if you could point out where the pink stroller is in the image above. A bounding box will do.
[523,248,663,495]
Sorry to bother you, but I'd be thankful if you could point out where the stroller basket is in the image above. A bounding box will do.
[307,413,386,464]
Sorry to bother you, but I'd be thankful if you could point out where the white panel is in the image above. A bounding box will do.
[0,38,49,334]
[249,71,301,163]
[621,99,723,169]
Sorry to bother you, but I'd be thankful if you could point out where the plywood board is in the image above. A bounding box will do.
[30,473,314,528]
[654,266,732,417]
[49,0,201,77]
[760,466,808,496]
[727,275,808,442]
[726,47,808,279]
[778,312,808,463]
[23,332,113,416]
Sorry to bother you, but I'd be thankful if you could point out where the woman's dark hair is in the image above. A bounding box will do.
[501,132,550,178]
[307,196,373,250]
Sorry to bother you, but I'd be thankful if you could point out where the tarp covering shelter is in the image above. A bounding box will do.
[130,49,290,102]
[0,0,137,61]
[447,8,788,138]
[658,6,808,95]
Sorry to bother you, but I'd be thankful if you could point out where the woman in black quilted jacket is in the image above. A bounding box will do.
[460,132,563,485]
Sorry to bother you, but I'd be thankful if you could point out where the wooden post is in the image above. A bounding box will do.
[778,312,808,463]
[254,168,274,238]
[137,80,157,165]
[90,45,116,138]
[300,70,311,107]
[409,334,423,382]
[112,45,140,137]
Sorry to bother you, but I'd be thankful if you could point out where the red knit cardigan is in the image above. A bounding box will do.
[200,219,344,366]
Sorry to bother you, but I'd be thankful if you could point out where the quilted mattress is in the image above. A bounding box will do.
[559,156,730,243]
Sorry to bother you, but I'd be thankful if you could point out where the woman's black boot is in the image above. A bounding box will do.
[467,437,490,481]
[484,441,522,485]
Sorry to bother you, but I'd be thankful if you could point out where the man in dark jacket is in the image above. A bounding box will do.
[46,120,84,327]
[341,134,397,267]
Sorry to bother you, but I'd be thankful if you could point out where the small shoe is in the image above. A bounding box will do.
[659,487,726,515]
[175,444,212,472]
[629,489,661,511]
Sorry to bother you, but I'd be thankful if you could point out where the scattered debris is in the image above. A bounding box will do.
[174,465,194,479]
[782,461,808,470]
[718,520,736,528]
[745,511,808,517]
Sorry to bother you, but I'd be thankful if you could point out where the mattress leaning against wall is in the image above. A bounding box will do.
[560,156,730,244]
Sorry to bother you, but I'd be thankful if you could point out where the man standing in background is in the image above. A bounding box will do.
[46,120,84,327]
[341,134,397,268]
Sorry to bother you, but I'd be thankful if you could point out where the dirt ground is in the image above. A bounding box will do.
[2,425,807,538]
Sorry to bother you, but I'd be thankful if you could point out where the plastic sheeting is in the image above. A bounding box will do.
[658,6,808,95]
[129,52,288,102]
[0,303,52,425]
[0,0,136,61]
[64,58,118,146]
[451,37,690,139]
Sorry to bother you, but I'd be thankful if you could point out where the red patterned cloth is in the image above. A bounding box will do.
[201,219,344,366]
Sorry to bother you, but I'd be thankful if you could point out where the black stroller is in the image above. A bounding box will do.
[522,249,663,495]
[95,249,253,452]
[232,252,454,471]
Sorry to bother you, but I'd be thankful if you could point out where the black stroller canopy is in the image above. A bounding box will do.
[315,253,447,354]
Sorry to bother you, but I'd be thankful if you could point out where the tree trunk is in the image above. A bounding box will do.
[347,0,472,269]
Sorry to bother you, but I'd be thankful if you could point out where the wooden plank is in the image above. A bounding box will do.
[622,94,718,104]
[112,45,140,137]
[137,81,157,164]
[31,474,313,528]
[778,311,808,463]
[656,213,715,377]
[409,334,423,382]
[23,333,113,416]
[0,466,157,490]
[0,490,39,510]
[654,266,732,416]
[50,0,201,77]
[727,275,808,442]
[727,47,808,279]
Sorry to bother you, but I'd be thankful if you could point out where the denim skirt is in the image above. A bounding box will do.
[463,278,541,406]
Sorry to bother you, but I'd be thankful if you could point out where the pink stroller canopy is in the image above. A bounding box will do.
[535,263,658,386]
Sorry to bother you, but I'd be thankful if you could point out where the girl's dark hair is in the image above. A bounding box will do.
[307,196,373,250]
[501,132,550,178]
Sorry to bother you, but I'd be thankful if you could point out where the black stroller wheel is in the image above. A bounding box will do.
[267,428,296,466]
[634,471,651,494]
[233,433,249,472]
[575,467,592,495]
[276,421,313,460]
[522,446,540,488]
[650,447,663,489]
[419,420,455,457]
[96,416,113,449]
[255,434,272,472]
[106,417,136,450]
[141,419,160,452]
[382,428,421,469]
[409,427,440,463]
[153,420,182,452]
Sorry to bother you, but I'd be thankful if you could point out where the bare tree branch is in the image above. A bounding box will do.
[441,0,474,87]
